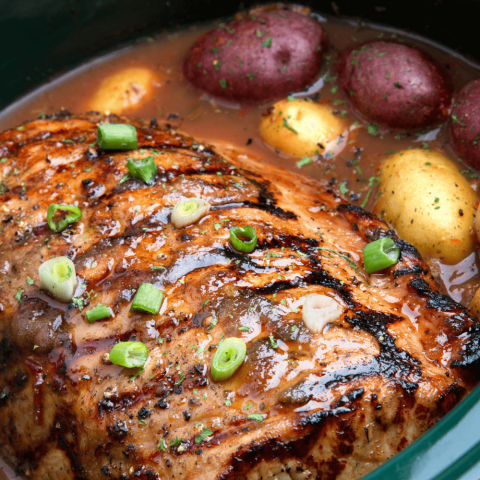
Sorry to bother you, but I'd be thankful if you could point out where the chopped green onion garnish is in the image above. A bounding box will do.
[39,256,77,303]
[109,341,148,368]
[229,226,257,253]
[97,124,137,150]
[211,337,246,381]
[363,237,400,273]
[86,305,112,323]
[171,198,211,228]
[126,156,158,184]
[47,204,82,232]
[131,283,164,314]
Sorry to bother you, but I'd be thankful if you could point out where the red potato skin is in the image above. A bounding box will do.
[338,41,452,130]
[450,79,480,169]
[182,10,327,104]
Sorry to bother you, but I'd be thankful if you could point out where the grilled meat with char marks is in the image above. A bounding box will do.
[0,112,479,480]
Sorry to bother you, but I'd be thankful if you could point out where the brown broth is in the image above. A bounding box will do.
[1,12,480,308]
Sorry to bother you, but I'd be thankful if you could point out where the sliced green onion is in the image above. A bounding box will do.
[97,124,137,150]
[131,283,164,314]
[86,305,112,323]
[363,237,400,273]
[302,294,343,334]
[171,198,211,229]
[229,226,257,253]
[47,204,82,232]
[211,337,246,381]
[38,256,77,302]
[109,341,148,368]
[126,156,158,184]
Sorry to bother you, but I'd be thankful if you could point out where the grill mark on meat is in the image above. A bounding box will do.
[241,175,298,220]
[55,419,90,480]
[280,309,421,407]
[108,167,296,219]
[452,322,480,372]
[409,278,461,311]
[0,334,14,369]
[219,408,359,480]
[347,310,421,382]
[393,266,425,278]
[255,270,353,307]
[337,204,423,261]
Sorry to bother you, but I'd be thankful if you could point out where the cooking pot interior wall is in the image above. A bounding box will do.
[0,0,478,110]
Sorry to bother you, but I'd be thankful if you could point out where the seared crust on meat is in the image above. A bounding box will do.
[0,112,479,480]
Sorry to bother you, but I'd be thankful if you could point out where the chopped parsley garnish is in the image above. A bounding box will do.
[316,247,358,270]
[367,124,379,136]
[175,372,185,385]
[296,157,313,168]
[15,288,23,302]
[72,297,84,311]
[170,436,183,447]
[283,118,298,135]
[195,427,213,443]
[451,114,466,127]
[261,36,272,48]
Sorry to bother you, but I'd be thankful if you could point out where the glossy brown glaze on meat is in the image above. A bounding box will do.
[0,112,479,480]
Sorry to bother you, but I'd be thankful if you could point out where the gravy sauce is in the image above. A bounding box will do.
[1,13,479,308]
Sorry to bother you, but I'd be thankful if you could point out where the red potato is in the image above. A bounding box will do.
[450,79,480,169]
[182,10,327,104]
[338,41,452,130]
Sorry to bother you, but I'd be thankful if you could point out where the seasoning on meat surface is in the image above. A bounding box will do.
[0,112,479,480]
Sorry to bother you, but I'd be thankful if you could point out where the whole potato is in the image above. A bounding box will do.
[374,149,477,264]
[182,10,327,104]
[450,79,480,169]
[338,41,452,130]
[89,67,160,114]
[259,98,347,157]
